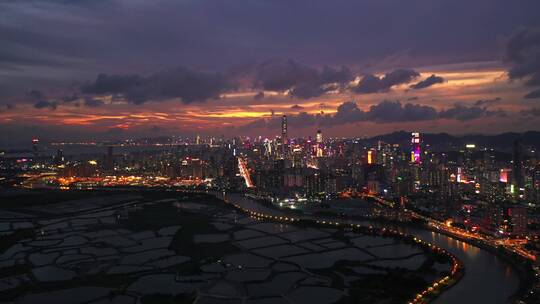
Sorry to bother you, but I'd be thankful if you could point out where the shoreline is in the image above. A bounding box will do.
[1,187,530,303]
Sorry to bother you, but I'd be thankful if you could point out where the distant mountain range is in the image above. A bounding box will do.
[3,131,540,154]
[367,131,540,152]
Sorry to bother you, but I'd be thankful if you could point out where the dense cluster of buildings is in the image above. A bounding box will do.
[1,116,540,243]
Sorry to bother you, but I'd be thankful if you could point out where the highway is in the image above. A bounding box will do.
[368,194,536,262]
[237,157,254,188]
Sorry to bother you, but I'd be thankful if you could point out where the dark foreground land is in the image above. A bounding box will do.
[0,190,453,304]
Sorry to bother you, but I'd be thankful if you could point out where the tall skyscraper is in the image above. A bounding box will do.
[367,149,374,165]
[316,130,322,143]
[281,115,288,157]
[281,115,288,143]
[411,132,421,164]
[316,130,323,157]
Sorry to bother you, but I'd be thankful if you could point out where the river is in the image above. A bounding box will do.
[222,192,521,304]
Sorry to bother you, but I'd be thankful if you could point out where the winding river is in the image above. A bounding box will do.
[222,193,521,304]
[404,227,519,303]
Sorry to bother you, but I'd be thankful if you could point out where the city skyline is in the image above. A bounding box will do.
[2,1,540,146]
[2,2,540,303]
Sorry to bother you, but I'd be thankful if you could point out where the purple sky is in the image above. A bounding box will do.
[1,0,540,147]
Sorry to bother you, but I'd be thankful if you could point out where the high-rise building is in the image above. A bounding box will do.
[281,115,288,143]
[367,149,374,165]
[411,132,421,164]
[281,115,288,157]
[316,130,323,157]
[316,130,322,143]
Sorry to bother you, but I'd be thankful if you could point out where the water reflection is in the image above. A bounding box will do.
[225,194,520,304]
[408,228,519,304]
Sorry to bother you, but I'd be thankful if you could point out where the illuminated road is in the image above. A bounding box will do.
[370,194,536,262]
[237,157,254,188]
[364,194,536,262]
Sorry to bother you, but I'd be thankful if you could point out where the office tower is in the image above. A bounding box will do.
[281,115,288,143]
[281,115,288,157]
[367,149,374,165]
[411,132,421,164]
[316,130,322,143]
[316,130,323,157]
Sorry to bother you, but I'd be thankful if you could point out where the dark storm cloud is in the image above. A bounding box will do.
[62,93,79,103]
[2,1,540,78]
[505,27,540,98]
[247,99,502,130]
[410,74,444,89]
[81,74,142,95]
[1,0,540,107]
[81,67,235,104]
[506,28,540,80]
[474,97,501,107]
[28,90,58,110]
[438,104,505,121]
[33,100,57,110]
[328,101,366,125]
[524,88,540,99]
[354,69,420,94]
[366,100,437,122]
[253,60,353,99]
[83,98,104,108]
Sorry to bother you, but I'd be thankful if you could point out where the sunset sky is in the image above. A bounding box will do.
[2,0,540,147]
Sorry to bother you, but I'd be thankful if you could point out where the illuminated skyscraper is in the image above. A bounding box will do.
[316,130,323,157]
[281,115,288,143]
[411,132,421,164]
[281,115,288,157]
[367,149,374,165]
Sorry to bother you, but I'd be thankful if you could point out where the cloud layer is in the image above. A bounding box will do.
[354,69,420,94]
[247,100,505,129]
[410,74,444,89]
[506,28,540,98]
[81,67,235,104]
[253,60,353,99]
